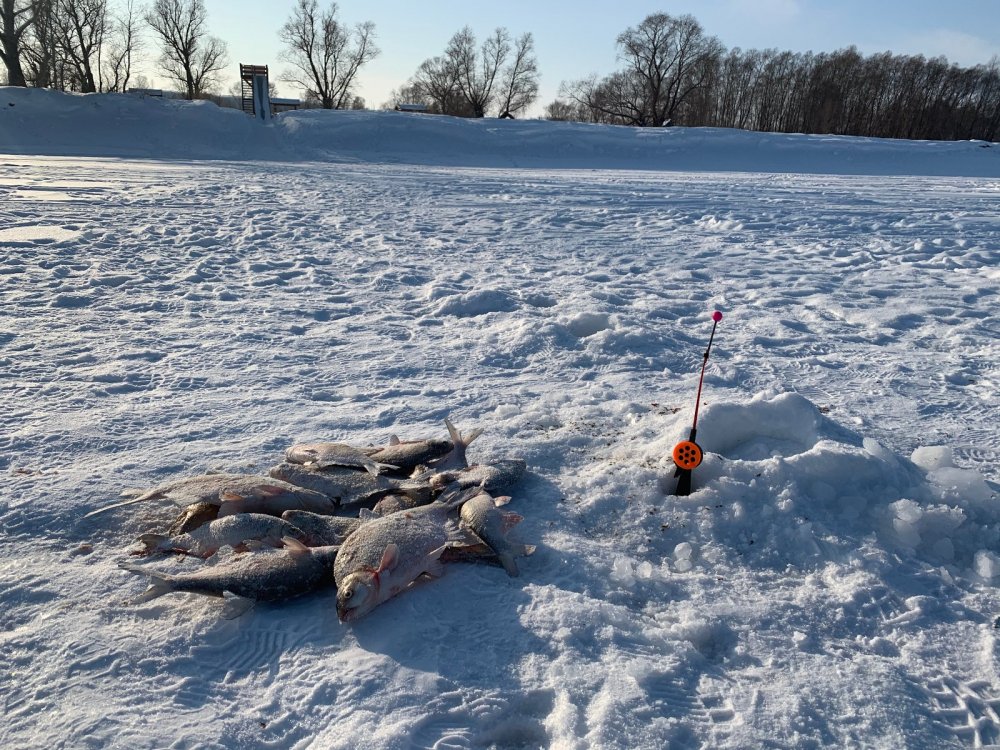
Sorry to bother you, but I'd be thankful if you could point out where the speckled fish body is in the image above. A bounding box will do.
[366,437,453,474]
[285,442,396,476]
[371,493,430,516]
[280,510,362,547]
[85,474,334,518]
[333,489,479,621]
[121,543,340,609]
[431,460,528,494]
[214,479,337,517]
[268,462,428,509]
[137,513,309,558]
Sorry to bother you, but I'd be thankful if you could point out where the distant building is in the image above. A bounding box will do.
[271,98,301,113]
[395,103,429,114]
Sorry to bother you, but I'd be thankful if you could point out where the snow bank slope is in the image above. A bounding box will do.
[1,86,998,175]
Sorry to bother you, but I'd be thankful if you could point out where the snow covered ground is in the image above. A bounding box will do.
[2,88,999,749]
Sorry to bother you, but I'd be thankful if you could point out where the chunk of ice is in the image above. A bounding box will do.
[910,445,955,472]
[974,550,1000,580]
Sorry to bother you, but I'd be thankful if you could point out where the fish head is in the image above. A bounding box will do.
[336,570,379,622]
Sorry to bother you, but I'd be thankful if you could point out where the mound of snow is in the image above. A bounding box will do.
[2,87,998,176]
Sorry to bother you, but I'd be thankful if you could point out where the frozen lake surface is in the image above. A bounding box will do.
[1,91,1000,749]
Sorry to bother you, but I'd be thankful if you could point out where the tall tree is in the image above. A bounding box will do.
[279,0,378,110]
[146,0,227,99]
[447,26,509,118]
[102,0,141,92]
[496,32,539,116]
[52,0,107,93]
[0,0,32,86]
[564,13,722,126]
[407,55,465,114]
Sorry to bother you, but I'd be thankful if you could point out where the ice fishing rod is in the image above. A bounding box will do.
[672,310,723,496]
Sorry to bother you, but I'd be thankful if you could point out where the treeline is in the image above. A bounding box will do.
[550,13,1000,142]
[4,2,998,141]
[0,0,378,107]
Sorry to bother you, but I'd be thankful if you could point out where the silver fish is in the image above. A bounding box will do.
[371,493,429,516]
[285,442,397,476]
[459,493,534,577]
[425,419,484,472]
[136,513,309,558]
[366,435,453,474]
[120,538,340,618]
[268,462,428,509]
[334,487,480,622]
[430,459,527,495]
[280,510,361,547]
[84,474,334,518]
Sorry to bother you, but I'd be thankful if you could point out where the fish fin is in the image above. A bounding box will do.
[220,490,245,502]
[83,493,157,519]
[136,533,170,555]
[423,544,448,578]
[377,543,400,573]
[281,536,310,555]
[493,495,512,507]
[358,456,399,477]
[120,563,175,603]
[389,435,400,446]
[498,554,520,577]
[440,485,486,512]
[251,484,288,499]
[500,544,535,577]
[220,592,256,620]
[501,511,524,532]
[358,508,379,522]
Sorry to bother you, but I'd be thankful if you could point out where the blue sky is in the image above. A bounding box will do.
[173,0,1000,113]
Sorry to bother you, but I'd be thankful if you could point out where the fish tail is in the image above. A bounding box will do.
[445,418,484,450]
[119,563,175,603]
[82,493,156,519]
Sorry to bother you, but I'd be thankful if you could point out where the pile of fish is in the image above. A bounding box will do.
[87,419,532,621]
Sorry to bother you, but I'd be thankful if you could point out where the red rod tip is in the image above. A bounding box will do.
[712,311,723,322]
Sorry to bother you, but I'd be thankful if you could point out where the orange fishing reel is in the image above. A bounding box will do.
[672,440,703,471]
[672,310,723,495]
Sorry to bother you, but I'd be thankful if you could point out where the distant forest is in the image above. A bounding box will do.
[2,1,997,141]
[548,14,1000,142]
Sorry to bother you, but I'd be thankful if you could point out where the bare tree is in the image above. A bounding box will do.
[496,31,538,116]
[146,0,227,99]
[447,26,509,118]
[0,0,33,86]
[564,13,722,126]
[102,0,141,91]
[51,0,107,92]
[408,54,465,114]
[279,0,378,109]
